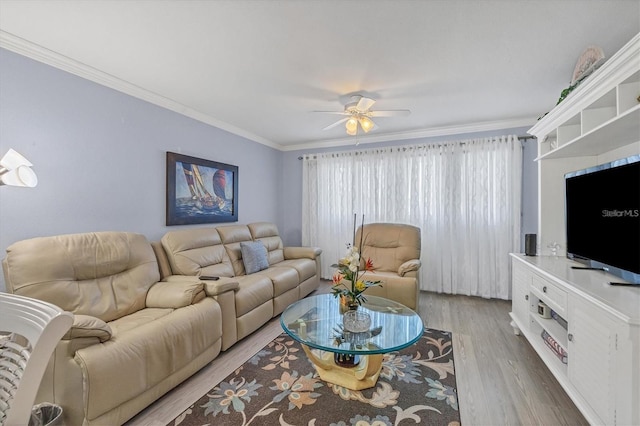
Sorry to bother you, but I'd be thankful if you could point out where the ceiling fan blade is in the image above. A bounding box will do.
[313,111,350,115]
[322,117,350,130]
[356,96,376,112]
[369,109,411,117]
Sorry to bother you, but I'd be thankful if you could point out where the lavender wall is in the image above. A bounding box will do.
[0,47,538,292]
[0,48,282,290]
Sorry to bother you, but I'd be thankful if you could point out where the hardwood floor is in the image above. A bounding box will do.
[127,287,588,426]
[423,293,587,426]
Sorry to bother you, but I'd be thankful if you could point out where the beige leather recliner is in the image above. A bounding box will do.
[354,223,422,310]
[2,232,224,426]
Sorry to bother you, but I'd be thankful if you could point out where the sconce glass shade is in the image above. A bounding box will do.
[0,148,33,169]
[0,149,38,187]
[0,166,38,187]
[358,116,374,133]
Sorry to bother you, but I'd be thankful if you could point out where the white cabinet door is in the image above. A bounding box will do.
[511,260,531,332]
[568,294,617,425]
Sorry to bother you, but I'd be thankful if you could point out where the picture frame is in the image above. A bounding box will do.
[166,152,238,225]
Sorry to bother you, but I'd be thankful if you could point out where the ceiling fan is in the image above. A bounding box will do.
[315,95,411,135]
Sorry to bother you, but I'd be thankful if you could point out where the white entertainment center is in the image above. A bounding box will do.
[510,34,640,425]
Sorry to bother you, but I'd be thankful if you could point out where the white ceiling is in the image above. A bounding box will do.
[0,1,638,151]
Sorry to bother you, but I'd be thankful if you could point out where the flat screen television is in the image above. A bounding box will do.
[565,155,640,285]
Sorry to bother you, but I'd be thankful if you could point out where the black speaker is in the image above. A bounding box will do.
[525,234,537,256]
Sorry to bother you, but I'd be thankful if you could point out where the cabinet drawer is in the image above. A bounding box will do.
[531,274,567,316]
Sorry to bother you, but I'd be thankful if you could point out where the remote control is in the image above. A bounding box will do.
[571,266,606,271]
[199,276,219,280]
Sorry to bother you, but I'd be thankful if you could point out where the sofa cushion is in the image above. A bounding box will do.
[76,298,222,420]
[255,266,299,297]
[248,222,285,265]
[161,228,234,277]
[277,258,317,282]
[216,225,253,275]
[356,223,421,272]
[234,274,273,317]
[2,232,159,322]
[108,307,173,336]
[240,241,269,274]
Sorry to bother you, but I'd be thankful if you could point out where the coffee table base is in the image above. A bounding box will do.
[301,344,383,390]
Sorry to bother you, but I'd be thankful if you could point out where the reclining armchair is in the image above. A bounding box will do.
[355,223,421,311]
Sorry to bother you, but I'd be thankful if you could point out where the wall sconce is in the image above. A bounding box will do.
[0,149,38,187]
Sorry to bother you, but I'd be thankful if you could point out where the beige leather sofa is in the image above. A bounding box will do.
[354,223,422,310]
[159,222,322,350]
[2,232,225,426]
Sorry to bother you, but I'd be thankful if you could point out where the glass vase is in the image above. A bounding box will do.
[342,309,371,333]
[339,295,359,314]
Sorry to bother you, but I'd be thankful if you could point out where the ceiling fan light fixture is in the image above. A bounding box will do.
[345,117,358,134]
[317,95,410,137]
[358,116,374,133]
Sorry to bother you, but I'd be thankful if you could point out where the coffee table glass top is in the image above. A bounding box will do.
[281,294,423,355]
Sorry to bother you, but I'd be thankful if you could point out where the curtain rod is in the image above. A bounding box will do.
[298,135,536,160]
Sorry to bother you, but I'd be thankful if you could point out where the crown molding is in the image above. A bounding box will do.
[0,31,280,150]
[1,30,537,153]
[282,117,537,151]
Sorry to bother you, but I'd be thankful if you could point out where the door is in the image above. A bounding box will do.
[568,294,617,424]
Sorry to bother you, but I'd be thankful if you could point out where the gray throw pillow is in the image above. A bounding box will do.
[240,241,269,274]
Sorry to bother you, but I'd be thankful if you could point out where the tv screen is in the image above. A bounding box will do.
[565,156,640,284]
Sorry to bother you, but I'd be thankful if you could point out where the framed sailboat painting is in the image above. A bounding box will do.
[166,152,239,225]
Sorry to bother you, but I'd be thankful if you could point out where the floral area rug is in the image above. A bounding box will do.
[169,328,460,426]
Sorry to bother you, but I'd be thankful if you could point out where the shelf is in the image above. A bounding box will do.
[529,34,640,141]
[618,70,640,113]
[581,89,616,134]
[531,34,640,163]
[556,114,581,146]
[536,104,640,160]
[527,318,568,376]
[531,313,568,349]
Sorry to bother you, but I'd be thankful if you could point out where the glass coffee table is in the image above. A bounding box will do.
[281,294,423,390]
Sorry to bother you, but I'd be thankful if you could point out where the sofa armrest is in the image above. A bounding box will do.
[202,278,239,296]
[146,280,204,308]
[162,274,239,296]
[284,246,322,260]
[162,275,201,283]
[63,314,112,343]
[398,259,421,276]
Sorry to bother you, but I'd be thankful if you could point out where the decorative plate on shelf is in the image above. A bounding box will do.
[571,46,605,85]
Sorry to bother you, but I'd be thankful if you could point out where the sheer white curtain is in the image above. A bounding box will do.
[302,135,522,299]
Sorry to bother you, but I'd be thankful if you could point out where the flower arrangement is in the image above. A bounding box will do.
[330,215,381,307]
